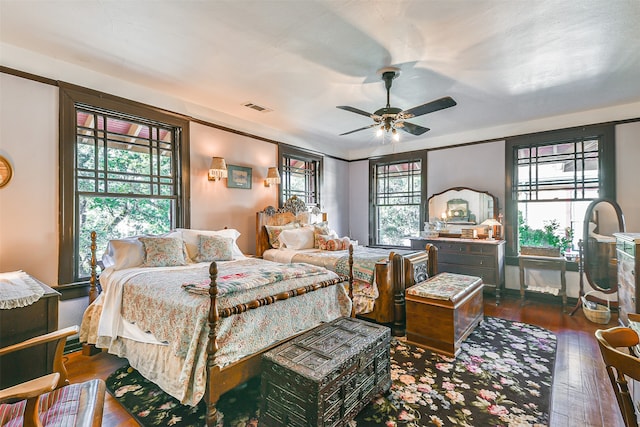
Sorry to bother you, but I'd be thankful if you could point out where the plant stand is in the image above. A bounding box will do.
[519,255,567,312]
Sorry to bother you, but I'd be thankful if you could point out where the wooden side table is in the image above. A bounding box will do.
[519,255,567,311]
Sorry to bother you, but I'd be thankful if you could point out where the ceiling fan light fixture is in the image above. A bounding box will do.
[377,126,384,137]
[392,128,399,141]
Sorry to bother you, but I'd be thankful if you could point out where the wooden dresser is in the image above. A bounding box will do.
[260,317,391,427]
[410,237,505,303]
[0,277,60,388]
[615,232,640,326]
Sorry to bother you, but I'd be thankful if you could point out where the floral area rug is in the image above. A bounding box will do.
[105,316,556,426]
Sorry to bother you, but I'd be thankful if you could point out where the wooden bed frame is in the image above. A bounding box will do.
[86,231,355,426]
[255,208,438,335]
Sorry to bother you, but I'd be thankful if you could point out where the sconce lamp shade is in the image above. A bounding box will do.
[264,167,281,187]
[208,157,227,181]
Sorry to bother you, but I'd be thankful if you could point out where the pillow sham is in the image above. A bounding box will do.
[102,236,145,270]
[196,235,233,262]
[139,236,189,267]
[278,226,315,250]
[316,234,351,251]
[264,222,300,249]
[102,230,182,270]
[178,228,244,260]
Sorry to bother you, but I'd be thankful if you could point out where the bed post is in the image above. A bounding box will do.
[392,253,406,336]
[349,244,355,318]
[206,262,220,427]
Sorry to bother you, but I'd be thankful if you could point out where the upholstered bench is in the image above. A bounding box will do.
[405,272,483,357]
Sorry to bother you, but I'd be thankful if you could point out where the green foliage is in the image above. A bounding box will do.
[378,205,419,245]
[518,211,574,253]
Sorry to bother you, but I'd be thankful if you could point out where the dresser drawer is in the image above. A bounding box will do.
[439,252,494,268]
[439,263,497,286]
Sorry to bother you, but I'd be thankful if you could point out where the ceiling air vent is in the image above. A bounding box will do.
[242,102,272,113]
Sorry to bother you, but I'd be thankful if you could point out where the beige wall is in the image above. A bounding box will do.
[189,122,278,255]
[0,73,58,285]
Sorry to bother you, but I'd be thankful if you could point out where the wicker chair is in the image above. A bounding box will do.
[0,326,105,427]
[595,325,640,427]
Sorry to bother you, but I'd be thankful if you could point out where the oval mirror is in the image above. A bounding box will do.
[582,198,625,294]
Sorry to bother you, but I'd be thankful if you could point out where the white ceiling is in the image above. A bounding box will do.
[1,0,640,159]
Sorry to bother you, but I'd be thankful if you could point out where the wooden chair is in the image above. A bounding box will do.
[595,326,640,427]
[0,326,106,427]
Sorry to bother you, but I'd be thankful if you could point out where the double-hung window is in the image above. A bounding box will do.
[279,145,322,208]
[370,152,427,247]
[505,125,615,259]
[59,84,190,284]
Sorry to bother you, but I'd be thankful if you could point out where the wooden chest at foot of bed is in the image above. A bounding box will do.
[260,317,391,427]
[405,272,483,357]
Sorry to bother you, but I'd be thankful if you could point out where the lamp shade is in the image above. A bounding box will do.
[208,157,227,181]
[265,167,281,187]
[480,218,502,227]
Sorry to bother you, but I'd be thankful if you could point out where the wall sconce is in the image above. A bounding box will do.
[264,167,281,187]
[208,157,227,181]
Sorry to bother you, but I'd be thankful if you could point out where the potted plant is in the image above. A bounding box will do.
[519,214,573,257]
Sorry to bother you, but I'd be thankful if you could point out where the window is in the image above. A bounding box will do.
[505,125,615,258]
[370,152,427,247]
[59,84,190,284]
[279,145,322,208]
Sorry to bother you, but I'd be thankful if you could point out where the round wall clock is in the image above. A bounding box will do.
[0,156,13,188]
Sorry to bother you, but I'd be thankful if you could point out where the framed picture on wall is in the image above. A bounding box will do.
[227,165,252,189]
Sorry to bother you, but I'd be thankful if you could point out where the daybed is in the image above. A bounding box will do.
[256,204,438,334]
[80,229,354,427]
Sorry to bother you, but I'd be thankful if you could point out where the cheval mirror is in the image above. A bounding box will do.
[572,198,625,315]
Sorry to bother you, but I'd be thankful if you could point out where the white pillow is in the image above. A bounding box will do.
[278,226,315,250]
[102,230,182,270]
[178,228,244,260]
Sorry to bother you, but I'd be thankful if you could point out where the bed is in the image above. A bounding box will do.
[80,229,354,426]
[255,204,438,335]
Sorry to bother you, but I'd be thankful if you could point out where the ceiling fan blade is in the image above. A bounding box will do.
[339,123,378,136]
[397,121,430,135]
[400,96,457,119]
[336,105,376,118]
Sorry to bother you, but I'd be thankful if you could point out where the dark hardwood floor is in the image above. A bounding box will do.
[64,295,624,426]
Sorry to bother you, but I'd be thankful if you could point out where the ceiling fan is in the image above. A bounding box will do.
[337,67,456,139]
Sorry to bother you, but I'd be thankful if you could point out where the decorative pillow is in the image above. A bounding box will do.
[196,235,233,262]
[139,236,188,267]
[103,231,182,270]
[178,228,244,260]
[312,221,332,248]
[278,226,315,250]
[316,234,351,251]
[264,222,300,249]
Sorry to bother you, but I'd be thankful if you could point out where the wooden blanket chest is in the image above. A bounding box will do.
[260,317,391,427]
[406,272,483,357]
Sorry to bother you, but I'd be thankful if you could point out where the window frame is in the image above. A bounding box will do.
[369,151,427,248]
[504,124,615,260]
[59,83,190,285]
[278,144,323,208]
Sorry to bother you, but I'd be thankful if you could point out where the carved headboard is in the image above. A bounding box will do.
[255,197,326,257]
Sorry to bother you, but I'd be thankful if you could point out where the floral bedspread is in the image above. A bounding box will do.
[181,261,328,296]
[289,246,401,314]
[97,258,351,405]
